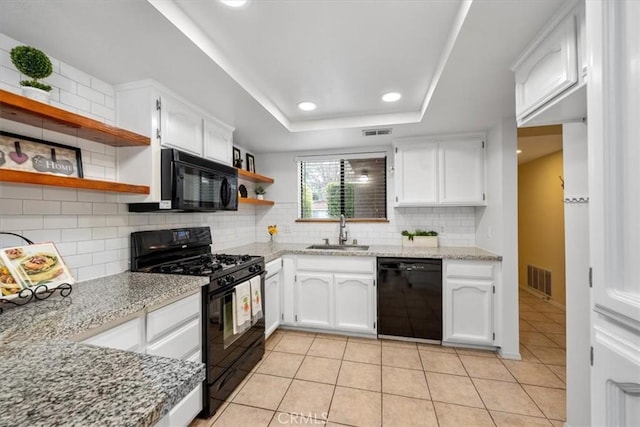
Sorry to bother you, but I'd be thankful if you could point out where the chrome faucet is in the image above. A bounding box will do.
[339,214,348,245]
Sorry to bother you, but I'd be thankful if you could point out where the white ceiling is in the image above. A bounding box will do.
[0,0,564,153]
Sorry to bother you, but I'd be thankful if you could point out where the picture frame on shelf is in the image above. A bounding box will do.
[233,146,242,168]
[246,153,255,173]
[0,131,83,178]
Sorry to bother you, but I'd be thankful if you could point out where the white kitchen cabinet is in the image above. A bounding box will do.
[82,316,145,353]
[443,260,496,346]
[203,116,234,165]
[394,134,485,207]
[296,272,333,329]
[155,383,203,427]
[265,258,282,338]
[512,1,586,127]
[281,256,296,325]
[159,93,203,157]
[334,274,375,333]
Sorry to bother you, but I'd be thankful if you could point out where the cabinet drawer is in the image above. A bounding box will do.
[147,318,200,360]
[266,258,282,276]
[296,256,375,274]
[169,383,202,427]
[83,317,144,352]
[147,293,200,342]
[445,262,495,280]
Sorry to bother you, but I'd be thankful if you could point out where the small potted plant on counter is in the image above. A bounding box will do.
[401,229,439,247]
[255,185,266,200]
[10,45,54,103]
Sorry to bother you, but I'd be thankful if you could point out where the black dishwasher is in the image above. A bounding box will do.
[377,258,442,342]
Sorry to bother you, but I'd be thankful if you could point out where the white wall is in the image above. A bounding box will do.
[476,117,519,359]
[562,122,590,427]
[0,33,256,281]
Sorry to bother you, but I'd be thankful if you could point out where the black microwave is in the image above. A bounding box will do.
[129,148,238,212]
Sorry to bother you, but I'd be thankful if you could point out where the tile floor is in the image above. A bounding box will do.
[191,290,566,426]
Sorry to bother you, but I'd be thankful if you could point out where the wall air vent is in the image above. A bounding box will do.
[527,264,552,297]
[362,128,392,137]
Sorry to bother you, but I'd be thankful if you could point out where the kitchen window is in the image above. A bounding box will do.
[297,153,387,221]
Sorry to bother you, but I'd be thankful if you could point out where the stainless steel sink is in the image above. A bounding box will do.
[306,244,370,251]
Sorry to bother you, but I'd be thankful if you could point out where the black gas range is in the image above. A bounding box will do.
[130,227,266,418]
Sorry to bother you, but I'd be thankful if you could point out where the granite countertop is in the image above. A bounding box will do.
[0,272,209,427]
[224,242,502,264]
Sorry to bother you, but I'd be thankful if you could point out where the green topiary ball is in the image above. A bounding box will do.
[10,45,53,80]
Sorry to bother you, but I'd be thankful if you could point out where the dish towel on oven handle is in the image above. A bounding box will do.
[250,275,262,322]
[233,280,252,334]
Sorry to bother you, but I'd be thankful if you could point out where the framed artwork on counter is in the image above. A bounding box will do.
[233,147,242,168]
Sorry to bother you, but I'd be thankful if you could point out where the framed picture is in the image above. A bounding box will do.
[0,131,83,178]
[233,147,242,168]
[246,153,255,173]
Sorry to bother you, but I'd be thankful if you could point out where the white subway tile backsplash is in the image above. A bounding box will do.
[0,198,22,214]
[43,187,77,201]
[60,228,92,242]
[77,190,106,203]
[24,229,61,243]
[23,200,61,215]
[1,183,43,200]
[92,203,118,215]
[105,237,127,251]
[77,239,105,254]
[60,62,91,87]
[0,65,20,87]
[90,77,115,97]
[105,216,128,227]
[60,90,91,112]
[77,264,106,282]
[90,102,115,122]
[55,242,77,257]
[43,215,78,229]
[61,202,93,215]
[89,152,117,169]
[77,84,105,104]
[2,215,43,230]
[77,139,106,156]
[92,227,117,240]
[78,215,106,228]
[91,249,120,265]
[47,72,77,93]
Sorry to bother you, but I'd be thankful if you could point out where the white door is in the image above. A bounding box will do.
[159,94,202,156]
[264,270,281,338]
[296,273,332,329]
[438,139,485,205]
[334,274,374,333]
[394,142,438,206]
[587,1,640,424]
[203,117,233,165]
[444,279,494,345]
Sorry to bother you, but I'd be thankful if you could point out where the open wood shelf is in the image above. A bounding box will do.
[239,197,274,206]
[237,168,274,184]
[0,169,149,194]
[0,89,150,147]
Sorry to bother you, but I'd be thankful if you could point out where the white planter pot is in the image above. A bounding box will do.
[402,236,439,248]
[256,194,264,200]
[21,86,50,104]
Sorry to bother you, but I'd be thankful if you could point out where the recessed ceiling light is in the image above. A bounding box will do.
[219,0,247,8]
[517,149,522,154]
[297,101,317,111]
[382,92,402,103]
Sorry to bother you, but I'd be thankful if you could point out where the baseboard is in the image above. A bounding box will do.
[520,286,566,311]
[498,349,522,360]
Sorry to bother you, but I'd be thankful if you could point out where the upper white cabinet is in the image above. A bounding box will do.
[394,134,485,207]
[203,117,234,165]
[512,1,586,127]
[159,93,203,157]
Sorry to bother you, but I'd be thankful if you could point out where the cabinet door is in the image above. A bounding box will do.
[394,142,438,206]
[82,317,144,353]
[296,273,332,329]
[515,13,578,120]
[334,274,375,334]
[159,94,203,156]
[444,279,494,345]
[265,270,281,338]
[203,117,233,165]
[439,139,485,205]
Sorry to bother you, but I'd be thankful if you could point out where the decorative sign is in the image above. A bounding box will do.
[0,131,83,178]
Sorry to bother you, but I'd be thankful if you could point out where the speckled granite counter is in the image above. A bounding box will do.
[0,272,209,427]
[224,242,501,264]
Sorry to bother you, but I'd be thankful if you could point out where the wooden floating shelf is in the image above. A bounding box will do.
[239,197,274,206]
[0,169,149,194]
[237,168,274,184]
[0,89,150,147]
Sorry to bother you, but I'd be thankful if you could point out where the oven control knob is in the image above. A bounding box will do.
[249,265,261,273]
[226,276,235,284]
[217,278,225,285]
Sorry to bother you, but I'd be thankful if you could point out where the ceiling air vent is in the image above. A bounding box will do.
[362,128,392,137]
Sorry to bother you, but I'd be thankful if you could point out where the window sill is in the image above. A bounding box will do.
[295,218,389,223]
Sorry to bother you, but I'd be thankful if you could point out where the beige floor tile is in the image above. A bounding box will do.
[550,420,565,427]
[284,330,317,338]
[459,355,515,382]
[232,373,292,410]
[502,360,565,389]
[256,351,305,378]
[417,343,456,353]
[545,313,566,325]
[546,364,566,383]
[544,333,566,349]
[523,384,567,421]
[382,394,438,427]
[382,366,430,399]
[348,336,381,345]
[380,339,417,349]
[228,372,254,400]
[273,334,314,355]
[518,345,541,363]
[343,341,381,364]
[526,346,566,366]
[308,338,347,360]
[337,360,382,392]
[520,311,553,322]
[520,331,559,348]
[188,417,213,427]
[270,412,326,425]
[519,302,537,312]
[455,348,498,358]
[295,355,341,384]
[316,332,348,342]
[252,351,271,373]
[534,303,564,314]
[472,378,544,417]
[381,346,422,370]
[328,386,381,427]
[490,411,552,426]
[519,319,539,332]
[212,403,274,427]
[278,379,334,420]
[419,349,467,376]
[425,372,484,408]
[266,331,286,351]
[325,423,350,427]
[433,402,494,427]
[533,321,565,334]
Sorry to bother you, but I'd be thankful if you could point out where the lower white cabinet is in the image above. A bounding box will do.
[443,260,496,346]
[334,274,375,333]
[155,383,203,427]
[82,317,145,353]
[296,272,333,329]
[265,259,282,338]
